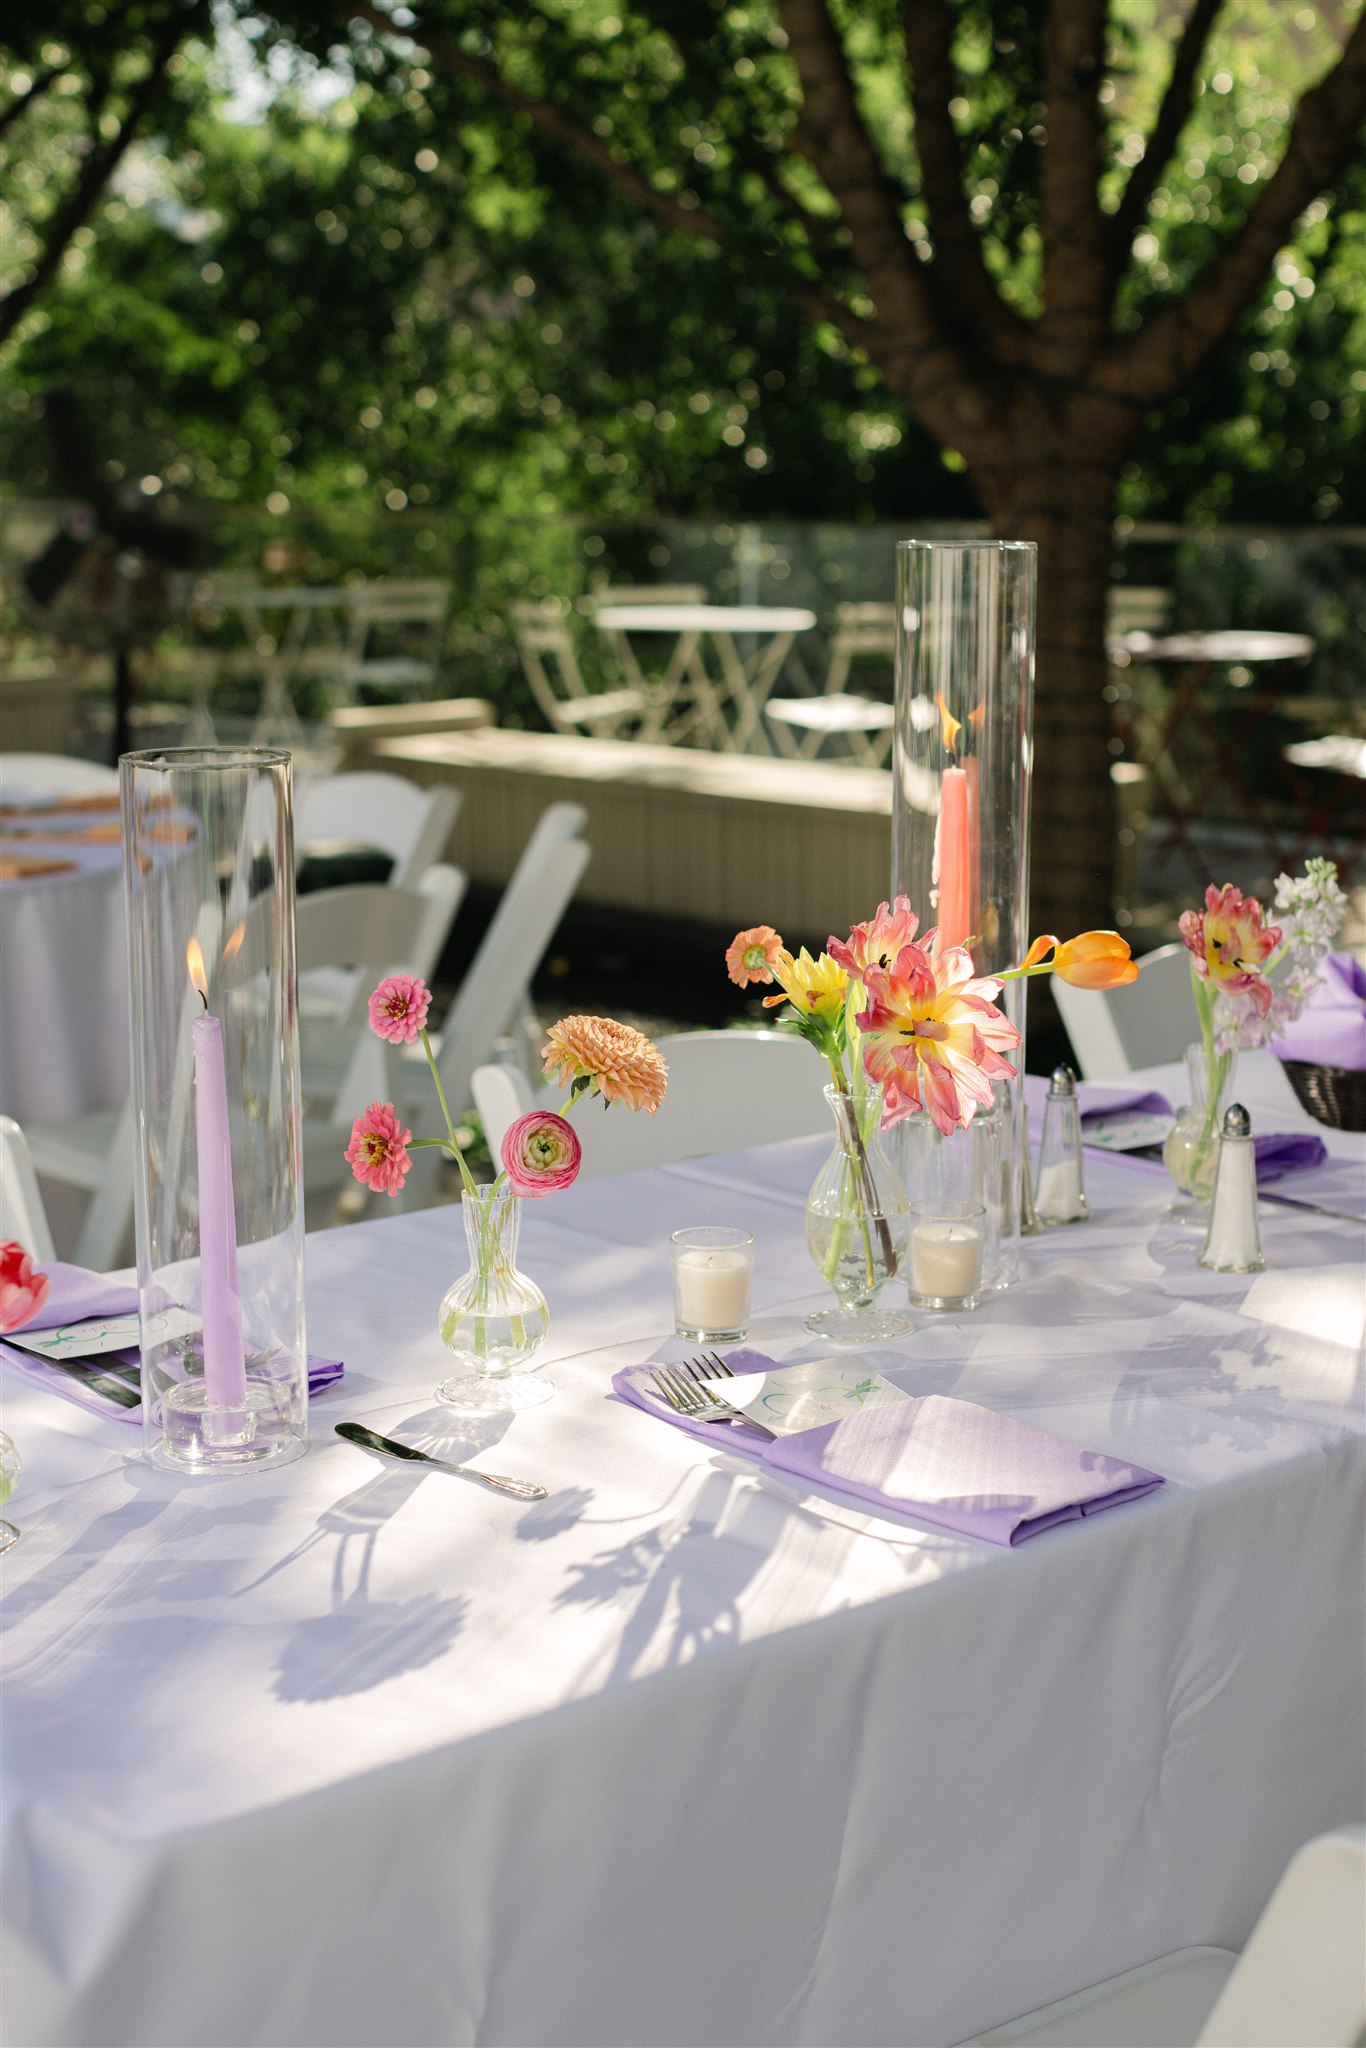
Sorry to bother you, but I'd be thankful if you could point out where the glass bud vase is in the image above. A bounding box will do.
[1163,1042,1239,1222]
[804,1083,913,1342]
[436,1183,552,1413]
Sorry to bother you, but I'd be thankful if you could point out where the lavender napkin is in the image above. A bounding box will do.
[0,1259,343,1420]
[1022,1075,1326,1183]
[614,1351,1164,1545]
[1271,952,1366,1072]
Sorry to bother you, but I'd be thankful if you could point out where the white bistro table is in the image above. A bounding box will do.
[593,603,816,754]
[1,1056,1362,2047]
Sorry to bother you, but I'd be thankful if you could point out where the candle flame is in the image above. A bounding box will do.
[221,923,245,965]
[935,693,962,756]
[186,937,208,1003]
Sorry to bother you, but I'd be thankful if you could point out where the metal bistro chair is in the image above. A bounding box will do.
[334,579,450,713]
[513,601,656,740]
[474,1029,827,1180]
[766,602,896,766]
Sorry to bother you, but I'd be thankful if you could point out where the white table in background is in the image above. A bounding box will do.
[593,602,816,754]
[0,832,127,1126]
[1,1055,1362,2047]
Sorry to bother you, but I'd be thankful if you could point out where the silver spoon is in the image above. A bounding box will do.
[334,1422,547,1500]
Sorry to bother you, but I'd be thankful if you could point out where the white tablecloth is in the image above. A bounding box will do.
[0,842,128,1125]
[2,1059,1363,2047]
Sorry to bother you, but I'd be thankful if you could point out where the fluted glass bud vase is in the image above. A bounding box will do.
[122,748,307,1473]
[804,1082,913,1342]
[1163,1041,1239,1223]
[436,1183,551,1413]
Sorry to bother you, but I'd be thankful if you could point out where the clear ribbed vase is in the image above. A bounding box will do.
[435,1184,552,1413]
[804,1083,913,1342]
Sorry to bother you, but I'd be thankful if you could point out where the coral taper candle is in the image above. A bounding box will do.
[187,941,247,1415]
[936,764,973,950]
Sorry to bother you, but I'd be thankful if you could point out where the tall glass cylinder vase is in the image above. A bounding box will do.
[121,749,308,1471]
[890,539,1036,1288]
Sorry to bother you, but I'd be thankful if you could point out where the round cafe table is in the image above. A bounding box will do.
[593,602,817,754]
[0,819,129,1125]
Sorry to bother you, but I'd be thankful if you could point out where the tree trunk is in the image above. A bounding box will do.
[977,450,1121,944]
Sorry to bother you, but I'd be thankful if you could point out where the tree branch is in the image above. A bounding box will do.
[0,12,189,347]
[1038,0,1110,367]
[1099,9,1366,404]
[900,0,1026,362]
[1110,0,1224,260]
[0,63,62,145]
[775,0,990,438]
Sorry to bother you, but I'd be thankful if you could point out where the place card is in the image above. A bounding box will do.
[1084,1112,1174,1153]
[5,1307,197,1362]
[699,1359,909,1436]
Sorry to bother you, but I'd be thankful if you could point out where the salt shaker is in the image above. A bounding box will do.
[1199,1104,1265,1272]
[1036,1065,1089,1224]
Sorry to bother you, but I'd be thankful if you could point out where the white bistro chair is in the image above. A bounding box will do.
[0,754,119,799]
[766,602,896,766]
[1052,941,1197,1081]
[513,601,654,739]
[474,1029,828,1179]
[960,1826,1366,2048]
[334,579,449,710]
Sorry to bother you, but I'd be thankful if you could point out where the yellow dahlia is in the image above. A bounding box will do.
[542,1015,668,1114]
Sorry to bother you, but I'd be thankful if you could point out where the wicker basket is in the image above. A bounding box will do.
[1279,1059,1366,1133]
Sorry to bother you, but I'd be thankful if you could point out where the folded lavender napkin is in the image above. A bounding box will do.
[1021,1076,1325,1183]
[0,1259,342,1420]
[1271,952,1366,1072]
[613,1350,1164,1545]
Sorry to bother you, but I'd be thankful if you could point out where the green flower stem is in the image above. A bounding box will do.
[420,1026,481,1201]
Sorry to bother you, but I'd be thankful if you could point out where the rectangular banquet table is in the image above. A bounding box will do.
[2,1057,1363,2048]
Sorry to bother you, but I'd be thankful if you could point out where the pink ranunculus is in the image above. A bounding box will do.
[828,896,922,979]
[501,1111,582,1198]
[1180,884,1280,1015]
[0,1240,50,1332]
[367,973,433,1046]
[345,1102,414,1196]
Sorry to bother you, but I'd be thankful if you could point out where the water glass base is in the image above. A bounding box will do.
[675,1323,748,1345]
[803,1306,915,1344]
[436,1371,555,1415]
[0,1520,18,1554]
[1163,1196,1211,1229]
[149,1381,308,1472]
[908,1289,979,1314]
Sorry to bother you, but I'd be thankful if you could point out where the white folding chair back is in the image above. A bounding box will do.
[1198,1827,1366,2048]
[0,754,119,798]
[474,1029,828,1178]
[513,601,646,736]
[294,772,459,885]
[1053,942,1197,1081]
[0,1116,56,1262]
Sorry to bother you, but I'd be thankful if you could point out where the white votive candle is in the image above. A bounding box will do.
[910,1218,983,1304]
[671,1227,754,1337]
[1036,1158,1084,1222]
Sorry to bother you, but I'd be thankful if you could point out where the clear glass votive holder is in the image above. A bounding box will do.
[908,1202,987,1313]
[671,1227,754,1343]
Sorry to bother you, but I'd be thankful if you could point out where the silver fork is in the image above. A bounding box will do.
[650,1363,776,1439]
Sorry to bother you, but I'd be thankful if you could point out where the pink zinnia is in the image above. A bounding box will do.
[0,1240,50,1332]
[367,973,432,1046]
[345,1102,413,1196]
[501,1111,582,1198]
[1180,884,1280,1015]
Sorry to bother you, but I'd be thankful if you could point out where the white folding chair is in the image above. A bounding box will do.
[0,754,119,798]
[474,1029,828,1179]
[295,772,460,887]
[960,1826,1366,2048]
[512,601,650,738]
[1052,941,1197,1081]
[0,1116,57,1262]
[24,1102,134,1272]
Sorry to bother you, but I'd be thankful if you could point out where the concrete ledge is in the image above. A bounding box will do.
[326,697,496,768]
[379,728,891,935]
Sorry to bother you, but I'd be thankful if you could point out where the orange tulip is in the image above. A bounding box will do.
[1052,931,1139,989]
[1019,933,1058,970]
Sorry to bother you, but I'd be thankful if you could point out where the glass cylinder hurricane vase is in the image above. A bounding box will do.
[890,539,1036,1287]
[121,749,308,1471]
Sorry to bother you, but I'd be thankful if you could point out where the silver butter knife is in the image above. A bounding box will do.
[334,1422,547,1500]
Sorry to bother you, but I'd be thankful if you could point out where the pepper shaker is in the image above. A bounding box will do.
[1200,1104,1265,1272]
[1036,1065,1089,1224]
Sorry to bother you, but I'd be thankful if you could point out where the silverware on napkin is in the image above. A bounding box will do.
[650,1360,777,1439]
[334,1422,547,1499]
[33,1355,141,1408]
